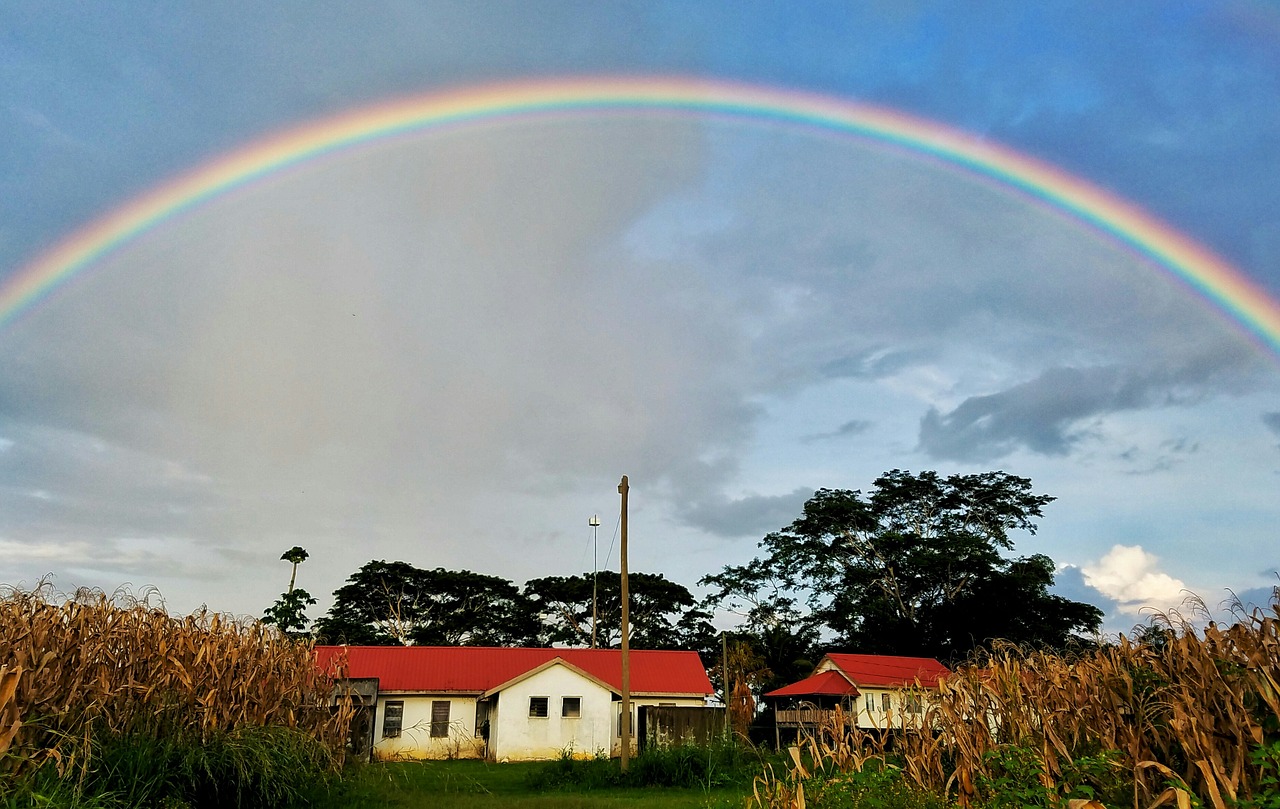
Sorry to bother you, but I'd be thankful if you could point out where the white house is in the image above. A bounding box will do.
[764,653,950,741]
[315,645,714,761]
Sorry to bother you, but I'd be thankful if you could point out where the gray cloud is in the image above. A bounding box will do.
[917,354,1256,462]
[801,419,872,443]
[677,488,812,539]
[1264,412,1280,439]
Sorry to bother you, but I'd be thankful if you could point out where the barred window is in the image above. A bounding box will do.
[529,696,549,718]
[431,700,450,737]
[382,701,404,738]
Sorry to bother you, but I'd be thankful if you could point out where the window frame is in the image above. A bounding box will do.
[382,700,404,739]
[430,700,451,738]
[562,696,582,718]
[529,696,549,718]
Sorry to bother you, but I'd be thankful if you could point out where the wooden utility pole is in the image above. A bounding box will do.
[618,475,631,771]
[590,514,601,649]
[721,630,730,739]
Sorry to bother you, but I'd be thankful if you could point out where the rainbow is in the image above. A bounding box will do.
[5,76,1280,359]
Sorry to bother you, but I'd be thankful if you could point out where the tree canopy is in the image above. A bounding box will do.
[313,561,715,652]
[701,470,1102,665]
[313,561,540,646]
[523,571,716,652]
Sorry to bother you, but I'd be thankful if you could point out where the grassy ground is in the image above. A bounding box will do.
[316,759,750,809]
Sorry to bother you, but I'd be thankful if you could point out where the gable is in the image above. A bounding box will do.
[482,657,617,698]
[820,653,950,688]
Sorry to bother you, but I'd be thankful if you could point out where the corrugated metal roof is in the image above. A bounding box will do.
[764,669,859,698]
[821,653,950,688]
[314,645,714,696]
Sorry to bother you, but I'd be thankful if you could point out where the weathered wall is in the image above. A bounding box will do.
[491,664,614,761]
[372,694,484,761]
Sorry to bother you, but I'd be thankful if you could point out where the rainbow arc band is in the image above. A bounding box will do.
[3,77,1279,361]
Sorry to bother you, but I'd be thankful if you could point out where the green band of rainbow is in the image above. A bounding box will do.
[5,77,1280,360]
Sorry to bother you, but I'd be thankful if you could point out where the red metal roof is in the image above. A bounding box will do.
[764,669,859,698]
[315,646,713,696]
[820,653,950,688]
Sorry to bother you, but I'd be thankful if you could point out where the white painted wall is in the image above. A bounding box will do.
[812,659,933,730]
[492,664,614,760]
[372,695,485,761]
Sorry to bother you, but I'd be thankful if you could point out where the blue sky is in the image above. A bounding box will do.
[2,2,1278,634]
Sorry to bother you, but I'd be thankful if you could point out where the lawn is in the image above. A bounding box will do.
[317,759,751,809]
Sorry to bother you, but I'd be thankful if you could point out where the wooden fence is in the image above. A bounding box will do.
[638,705,727,749]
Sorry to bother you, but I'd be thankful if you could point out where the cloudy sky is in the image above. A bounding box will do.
[2,2,1279,635]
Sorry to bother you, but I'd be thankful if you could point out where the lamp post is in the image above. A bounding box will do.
[589,514,600,648]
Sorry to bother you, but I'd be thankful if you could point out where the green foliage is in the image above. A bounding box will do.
[263,545,315,635]
[2,725,338,809]
[262,587,317,636]
[525,741,764,792]
[802,762,950,809]
[703,470,1104,665]
[522,571,717,652]
[1239,741,1280,809]
[974,745,1054,808]
[314,561,541,646]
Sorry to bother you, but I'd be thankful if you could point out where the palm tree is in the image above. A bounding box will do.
[281,546,309,594]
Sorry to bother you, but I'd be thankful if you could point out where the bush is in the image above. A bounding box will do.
[526,740,765,792]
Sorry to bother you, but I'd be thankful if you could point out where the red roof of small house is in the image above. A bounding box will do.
[820,654,950,688]
[763,669,860,699]
[314,646,714,696]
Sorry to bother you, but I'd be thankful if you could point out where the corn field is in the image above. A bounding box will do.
[752,592,1280,809]
[0,580,356,785]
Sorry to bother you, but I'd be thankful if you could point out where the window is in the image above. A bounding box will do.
[529,696,549,718]
[904,694,922,714]
[382,700,404,738]
[562,697,581,718]
[431,700,450,738]
[881,693,892,713]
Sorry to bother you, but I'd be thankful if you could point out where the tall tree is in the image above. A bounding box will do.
[281,546,309,593]
[702,470,1102,664]
[523,571,716,652]
[262,546,315,636]
[314,561,540,646]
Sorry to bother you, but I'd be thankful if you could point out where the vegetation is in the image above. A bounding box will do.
[702,470,1103,666]
[748,594,1280,808]
[0,582,355,808]
[262,546,317,636]
[313,560,715,652]
[311,758,750,808]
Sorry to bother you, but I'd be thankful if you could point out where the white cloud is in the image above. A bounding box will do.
[1081,545,1190,616]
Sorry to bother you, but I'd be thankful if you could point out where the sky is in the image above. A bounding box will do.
[2,2,1279,636]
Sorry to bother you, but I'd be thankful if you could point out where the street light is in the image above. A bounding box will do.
[589,514,601,648]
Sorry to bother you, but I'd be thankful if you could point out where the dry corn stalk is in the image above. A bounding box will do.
[0,581,355,779]
[0,665,20,757]
[749,592,1280,809]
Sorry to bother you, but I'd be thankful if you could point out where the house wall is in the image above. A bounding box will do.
[491,665,614,761]
[812,660,933,730]
[373,694,485,761]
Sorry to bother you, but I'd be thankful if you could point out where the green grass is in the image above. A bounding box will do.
[313,759,751,809]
